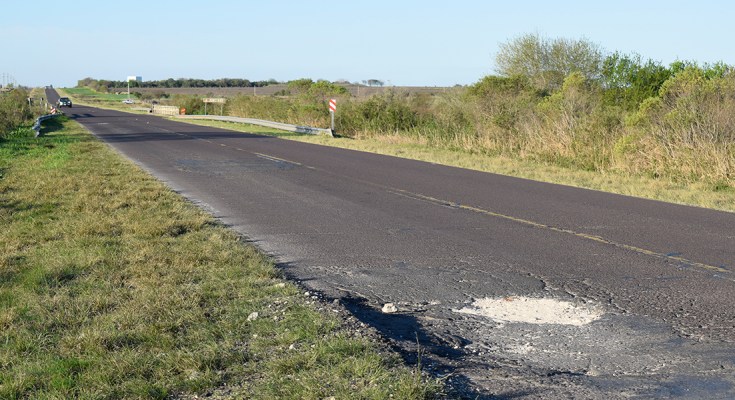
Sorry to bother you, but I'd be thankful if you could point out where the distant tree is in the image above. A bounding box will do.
[495,33,603,92]
[77,77,96,88]
[307,80,349,100]
[79,77,279,91]
[366,79,384,87]
[287,78,314,94]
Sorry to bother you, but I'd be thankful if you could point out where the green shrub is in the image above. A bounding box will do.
[601,52,671,111]
[338,92,421,135]
[0,89,33,139]
[619,66,735,184]
[171,94,205,115]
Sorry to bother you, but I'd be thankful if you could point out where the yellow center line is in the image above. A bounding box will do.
[388,189,733,280]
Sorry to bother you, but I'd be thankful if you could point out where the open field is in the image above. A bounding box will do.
[0,117,440,399]
[63,87,133,101]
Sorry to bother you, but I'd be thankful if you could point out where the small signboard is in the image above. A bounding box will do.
[203,98,226,115]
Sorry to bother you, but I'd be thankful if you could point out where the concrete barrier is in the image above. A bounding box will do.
[151,105,180,116]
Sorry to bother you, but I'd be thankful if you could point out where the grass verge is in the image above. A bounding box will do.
[177,118,735,213]
[0,117,440,399]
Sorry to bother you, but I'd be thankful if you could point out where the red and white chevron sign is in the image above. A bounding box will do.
[329,99,336,112]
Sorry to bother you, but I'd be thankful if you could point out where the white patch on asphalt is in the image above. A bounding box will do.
[382,303,399,313]
[455,296,602,326]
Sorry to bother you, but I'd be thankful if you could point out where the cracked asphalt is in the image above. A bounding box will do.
[50,89,735,398]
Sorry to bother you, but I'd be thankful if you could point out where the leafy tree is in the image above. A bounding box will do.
[307,80,349,99]
[495,33,603,92]
[287,79,315,94]
[77,77,280,90]
[601,52,671,110]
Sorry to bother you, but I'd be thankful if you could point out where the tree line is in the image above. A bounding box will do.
[76,77,280,91]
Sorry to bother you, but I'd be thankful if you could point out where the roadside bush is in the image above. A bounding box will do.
[171,94,205,115]
[529,72,622,170]
[0,89,33,139]
[227,95,329,127]
[224,80,350,128]
[601,52,671,111]
[467,75,541,154]
[622,67,735,184]
[338,91,421,135]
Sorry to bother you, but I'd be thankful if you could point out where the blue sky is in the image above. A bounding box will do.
[4,0,734,87]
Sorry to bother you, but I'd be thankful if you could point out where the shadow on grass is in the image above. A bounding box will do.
[40,116,68,135]
[0,118,93,158]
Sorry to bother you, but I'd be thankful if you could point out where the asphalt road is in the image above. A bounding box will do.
[48,90,735,398]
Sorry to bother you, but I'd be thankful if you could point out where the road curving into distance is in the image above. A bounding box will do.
[49,89,735,398]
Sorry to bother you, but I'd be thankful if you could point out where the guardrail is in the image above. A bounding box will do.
[177,115,333,137]
[32,113,62,137]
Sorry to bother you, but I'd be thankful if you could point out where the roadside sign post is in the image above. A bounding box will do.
[329,99,337,135]
[126,76,142,103]
[203,98,226,115]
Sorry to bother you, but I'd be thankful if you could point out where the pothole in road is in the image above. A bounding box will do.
[455,296,602,326]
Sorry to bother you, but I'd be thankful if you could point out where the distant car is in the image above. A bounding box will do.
[57,97,72,107]
[122,99,135,104]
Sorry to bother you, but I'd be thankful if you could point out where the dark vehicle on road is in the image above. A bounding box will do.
[57,97,72,107]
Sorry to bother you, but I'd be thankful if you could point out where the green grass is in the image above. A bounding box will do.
[0,117,440,399]
[62,87,131,102]
[179,118,735,213]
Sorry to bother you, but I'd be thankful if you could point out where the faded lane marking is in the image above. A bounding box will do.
[253,152,302,166]
[389,189,734,281]
[171,131,303,167]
